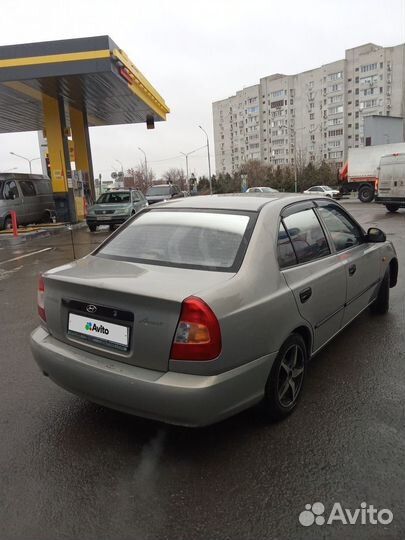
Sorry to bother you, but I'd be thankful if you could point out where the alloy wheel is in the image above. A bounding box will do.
[277,344,305,407]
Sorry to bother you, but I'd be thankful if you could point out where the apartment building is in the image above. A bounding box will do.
[213,42,405,174]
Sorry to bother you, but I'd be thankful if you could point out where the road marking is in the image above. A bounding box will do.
[0,265,23,281]
[0,247,53,265]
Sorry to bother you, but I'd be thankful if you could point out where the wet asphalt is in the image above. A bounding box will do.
[0,201,404,540]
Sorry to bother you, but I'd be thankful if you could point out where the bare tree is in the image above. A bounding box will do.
[161,167,187,190]
[126,160,155,193]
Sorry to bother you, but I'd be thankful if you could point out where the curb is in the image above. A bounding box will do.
[0,222,86,246]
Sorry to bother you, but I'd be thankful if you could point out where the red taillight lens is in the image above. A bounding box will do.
[38,273,46,322]
[171,297,222,361]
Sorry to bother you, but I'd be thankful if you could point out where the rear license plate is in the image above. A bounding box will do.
[97,216,111,221]
[68,313,129,350]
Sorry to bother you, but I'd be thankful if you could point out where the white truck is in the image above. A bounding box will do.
[375,152,405,212]
[339,143,405,202]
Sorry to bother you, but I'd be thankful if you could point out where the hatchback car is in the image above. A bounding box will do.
[31,194,398,426]
[303,185,341,198]
[86,189,147,231]
[145,184,184,204]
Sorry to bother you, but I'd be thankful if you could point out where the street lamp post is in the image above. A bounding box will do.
[9,152,40,174]
[138,147,148,183]
[199,125,212,194]
[115,159,124,186]
[180,145,207,193]
[180,152,189,190]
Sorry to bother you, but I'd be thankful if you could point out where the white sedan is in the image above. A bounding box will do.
[303,186,341,199]
[246,186,279,193]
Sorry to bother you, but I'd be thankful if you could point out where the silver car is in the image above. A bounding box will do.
[30,194,398,426]
[86,189,148,232]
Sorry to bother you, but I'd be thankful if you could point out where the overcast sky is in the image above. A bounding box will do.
[0,0,404,179]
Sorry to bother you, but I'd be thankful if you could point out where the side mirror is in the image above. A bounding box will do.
[366,227,386,243]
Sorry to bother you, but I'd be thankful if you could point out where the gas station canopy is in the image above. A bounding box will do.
[0,35,170,133]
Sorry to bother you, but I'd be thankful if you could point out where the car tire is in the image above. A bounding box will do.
[262,333,307,421]
[370,270,390,315]
[385,204,399,213]
[3,215,12,230]
[109,224,115,232]
[358,185,374,203]
[88,224,97,232]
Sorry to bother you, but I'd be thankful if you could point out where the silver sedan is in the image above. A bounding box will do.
[30,194,398,426]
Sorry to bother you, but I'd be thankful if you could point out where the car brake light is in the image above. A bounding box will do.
[38,273,46,322]
[171,297,221,361]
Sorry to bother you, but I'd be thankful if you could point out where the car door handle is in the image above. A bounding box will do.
[299,287,312,303]
[348,264,357,276]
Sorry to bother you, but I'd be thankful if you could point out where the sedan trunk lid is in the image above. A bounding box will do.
[43,256,234,372]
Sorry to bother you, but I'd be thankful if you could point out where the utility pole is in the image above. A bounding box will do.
[180,152,189,191]
[138,147,148,183]
[199,125,212,194]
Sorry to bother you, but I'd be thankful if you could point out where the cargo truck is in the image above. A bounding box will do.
[339,143,405,202]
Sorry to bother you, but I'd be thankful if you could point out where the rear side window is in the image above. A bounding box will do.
[283,209,330,263]
[277,222,297,268]
[2,181,19,200]
[317,205,363,252]
[35,180,52,194]
[19,180,36,197]
[96,210,254,271]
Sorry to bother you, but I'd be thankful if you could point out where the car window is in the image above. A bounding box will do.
[283,208,330,263]
[19,180,36,197]
[308,187,319,192]
[2,180,19,200]
[317,204,363,252]
[277,222,297,268]
[96,210,253,271]
[96,192,130,204]
[146,186,170,196]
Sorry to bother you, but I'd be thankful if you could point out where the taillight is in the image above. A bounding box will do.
[171,297,221,361]
[38,273,46,322]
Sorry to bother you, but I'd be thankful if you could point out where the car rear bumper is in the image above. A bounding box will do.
[375,196,405,207]
[30,327,275,427]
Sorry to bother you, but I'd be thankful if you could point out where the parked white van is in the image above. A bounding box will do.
[375,152,405,212]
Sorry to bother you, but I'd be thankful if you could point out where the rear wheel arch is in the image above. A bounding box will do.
[3,214,12,230]
[291,325,313,358]
[389,258,398,287]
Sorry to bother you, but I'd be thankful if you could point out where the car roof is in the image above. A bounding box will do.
[156,193,328,212]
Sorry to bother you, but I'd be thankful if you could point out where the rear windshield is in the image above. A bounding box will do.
[95,209,255,271]
[146,186,170,196]
[96,192,130,204]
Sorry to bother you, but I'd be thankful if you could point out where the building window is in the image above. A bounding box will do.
[271,89,285,99]
[360,63,377,73]
[327,72,343,81]
[328,105,344,114]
